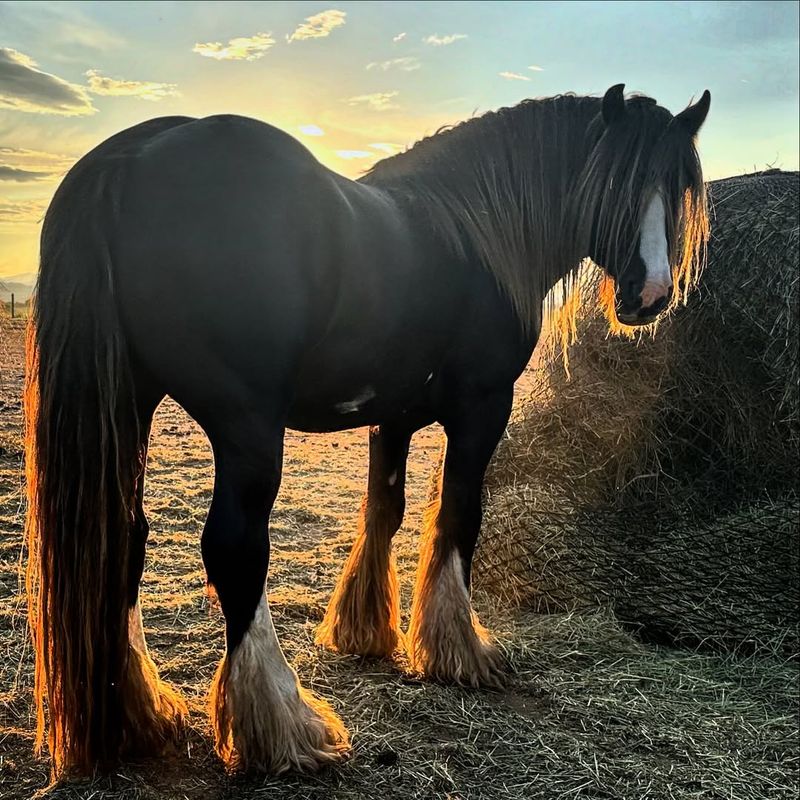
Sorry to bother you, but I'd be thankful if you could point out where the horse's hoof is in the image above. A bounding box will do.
[409,633,508,690]
[211,650,350,774]
[316,530,403,660]
[316,614,403,659]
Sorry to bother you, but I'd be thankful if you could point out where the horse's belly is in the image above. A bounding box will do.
[287,347,438,433]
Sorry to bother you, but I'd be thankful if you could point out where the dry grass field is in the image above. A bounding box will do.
[1,317,797,799]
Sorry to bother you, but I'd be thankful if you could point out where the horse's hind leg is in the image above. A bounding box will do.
[317,423,412,657]
[122,380,188,755]
[202,411,349,772]
[408,388,513,688]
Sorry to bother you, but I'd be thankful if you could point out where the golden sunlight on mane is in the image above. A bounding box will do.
[673,188,710,305]
[542,182,710,379]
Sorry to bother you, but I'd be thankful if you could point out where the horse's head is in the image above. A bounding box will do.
[582,84,710,327]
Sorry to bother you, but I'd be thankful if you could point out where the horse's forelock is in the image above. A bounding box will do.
[576,100,674,271]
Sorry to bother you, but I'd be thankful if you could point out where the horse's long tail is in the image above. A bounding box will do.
[24,161,143,776]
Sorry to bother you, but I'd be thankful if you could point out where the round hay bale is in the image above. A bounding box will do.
[477,170,799,655]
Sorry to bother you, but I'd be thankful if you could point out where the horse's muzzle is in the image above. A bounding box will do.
[616,287,672,326]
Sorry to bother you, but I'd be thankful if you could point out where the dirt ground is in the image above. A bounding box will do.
[1,317,797,800]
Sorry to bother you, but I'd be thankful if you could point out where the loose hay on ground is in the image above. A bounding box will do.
[3,596,799,799]
[0,381,797,798]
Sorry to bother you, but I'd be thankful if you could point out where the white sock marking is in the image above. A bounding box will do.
[231,588,298,701]
[128,601,147,653]
[439,550,470,604]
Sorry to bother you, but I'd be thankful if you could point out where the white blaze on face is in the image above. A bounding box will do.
[638,192,672,309]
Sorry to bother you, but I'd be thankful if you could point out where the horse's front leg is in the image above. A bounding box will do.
[408,387,513,688]
[317,423,413,657]
[204,412,349,772]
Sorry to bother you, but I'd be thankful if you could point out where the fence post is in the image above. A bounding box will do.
[10,293,14,319]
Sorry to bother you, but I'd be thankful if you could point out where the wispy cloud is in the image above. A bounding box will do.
[423,33,467,46]
[193,33,275,61]
[299,124,325,136]
[85,70,179,101]
[369,142,400,154]
[0,197,47,224]
[0,146,74,172]
[0,164,53,182]
[393,32,407,43]
[0,48,95,116]
[529,64,544,71]
[8,3,124,52]
[345,91,400,111]
[57,19,125,52]
[499,71,530,81]
[366,57,420,72]
[287,9,346,42]
[335,150,374,160]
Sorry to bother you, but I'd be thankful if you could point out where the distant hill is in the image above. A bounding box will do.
[0,272,36,302]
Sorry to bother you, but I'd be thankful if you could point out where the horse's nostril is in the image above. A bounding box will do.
[622,280,643,309]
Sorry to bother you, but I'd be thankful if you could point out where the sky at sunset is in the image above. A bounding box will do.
[0,0,798,278]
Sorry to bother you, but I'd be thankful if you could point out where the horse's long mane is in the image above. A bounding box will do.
[363,92,708,338]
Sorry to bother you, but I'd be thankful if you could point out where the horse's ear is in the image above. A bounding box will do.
[674,90,711,137]
[602,83,626,126]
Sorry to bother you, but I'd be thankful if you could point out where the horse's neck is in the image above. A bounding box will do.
[385,104,599,330]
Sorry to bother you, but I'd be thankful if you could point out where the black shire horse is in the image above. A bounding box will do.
[25,84,709,778]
